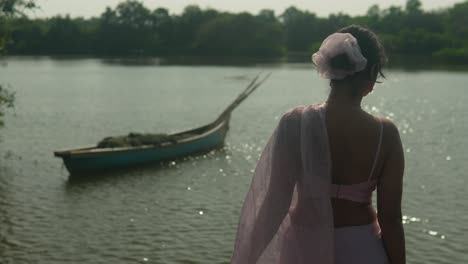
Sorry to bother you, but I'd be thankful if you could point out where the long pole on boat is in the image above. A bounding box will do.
[214,72,271,125]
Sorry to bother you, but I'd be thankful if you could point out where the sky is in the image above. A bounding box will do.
[31,0,463,18]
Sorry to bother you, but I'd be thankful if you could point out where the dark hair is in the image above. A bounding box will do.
[329,53,355,72]
[330,25,387,91]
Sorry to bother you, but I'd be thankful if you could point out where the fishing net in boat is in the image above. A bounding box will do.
[97,133,179,148]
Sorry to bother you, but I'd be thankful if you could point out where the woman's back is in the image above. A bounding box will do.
[324,103,386,227]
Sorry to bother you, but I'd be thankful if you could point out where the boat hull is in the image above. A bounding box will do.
[55,119,229,174]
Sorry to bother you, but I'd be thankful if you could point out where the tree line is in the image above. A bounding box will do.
[3,0,468,63]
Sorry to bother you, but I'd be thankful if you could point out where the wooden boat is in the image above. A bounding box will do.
[54,73,270,174]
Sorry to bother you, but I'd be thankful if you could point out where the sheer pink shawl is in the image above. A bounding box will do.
[231,104,334,264]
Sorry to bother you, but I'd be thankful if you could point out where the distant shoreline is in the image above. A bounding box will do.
[4,54,468,71]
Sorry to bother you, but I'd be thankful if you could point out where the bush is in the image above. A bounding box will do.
[433,47,468,64]
[0,84,15,127]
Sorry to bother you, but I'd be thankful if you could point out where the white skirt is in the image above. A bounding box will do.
[334,221,389,264]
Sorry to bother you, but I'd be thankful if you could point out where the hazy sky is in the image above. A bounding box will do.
[32,0,462,18]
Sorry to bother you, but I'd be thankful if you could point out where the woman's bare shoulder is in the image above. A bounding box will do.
[278,106,305,129]
[375,116,400,140]
[281,105,307,120]
[375,116,403,160]
[280,104,325,122]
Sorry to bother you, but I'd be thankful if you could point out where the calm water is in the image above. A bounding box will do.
[0,57,467,263]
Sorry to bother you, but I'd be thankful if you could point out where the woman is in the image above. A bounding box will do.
[231,25,405,264]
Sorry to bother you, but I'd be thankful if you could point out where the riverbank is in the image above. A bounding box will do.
[4,53,468,71]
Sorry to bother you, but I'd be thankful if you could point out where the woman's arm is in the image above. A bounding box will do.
[377,120,406,264]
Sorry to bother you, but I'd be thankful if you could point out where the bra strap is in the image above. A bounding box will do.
[368,119,383,181]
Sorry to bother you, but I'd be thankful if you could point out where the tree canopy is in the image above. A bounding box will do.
[3,0,468,64]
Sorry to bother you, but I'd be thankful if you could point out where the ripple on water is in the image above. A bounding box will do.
[1,62,468,263]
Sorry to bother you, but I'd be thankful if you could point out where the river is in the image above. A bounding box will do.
[0,57,466,263]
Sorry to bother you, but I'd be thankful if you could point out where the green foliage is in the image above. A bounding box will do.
[1,0,468,64]
[406,0,423,14]
[0,0,35,17]
[446,1,468,38]
[0,84,15,127]
[96,1,155,54]
[281,7,320,52]
[433,47,468,64]
[194,12,285,57]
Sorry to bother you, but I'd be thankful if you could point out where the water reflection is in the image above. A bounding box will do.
[65,148,228,189]
[99,56,282,67]
[402,215,447,240]
[101,57,163,66]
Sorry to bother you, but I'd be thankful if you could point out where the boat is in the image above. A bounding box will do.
[54,73,270,174]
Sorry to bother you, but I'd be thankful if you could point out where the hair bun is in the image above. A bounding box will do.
[329,53,355,71]
[312,33,367,80]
